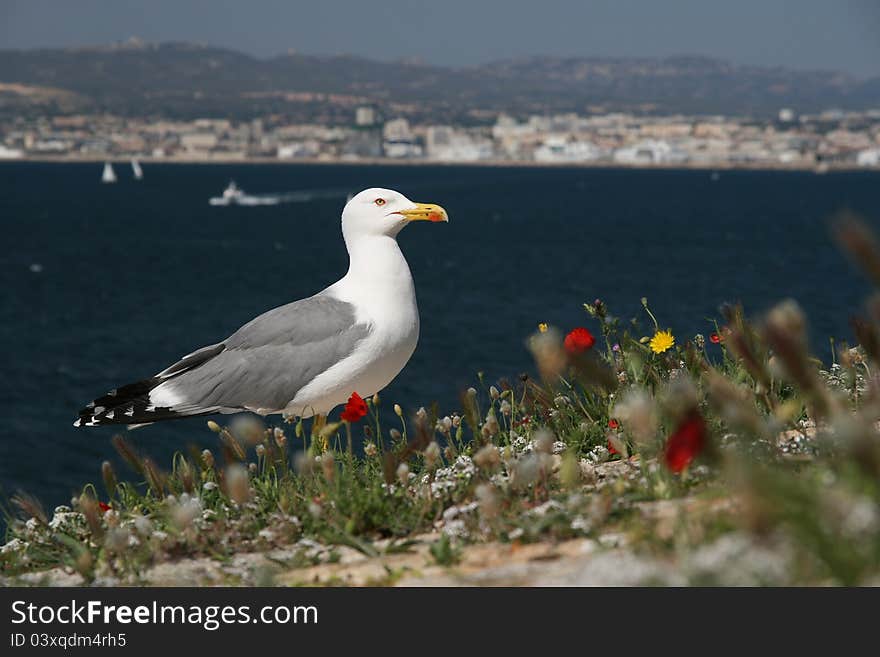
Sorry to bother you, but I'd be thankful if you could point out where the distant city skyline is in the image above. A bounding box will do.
[1,0,880,78]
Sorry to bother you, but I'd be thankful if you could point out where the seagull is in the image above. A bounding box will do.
[75,188,448,428]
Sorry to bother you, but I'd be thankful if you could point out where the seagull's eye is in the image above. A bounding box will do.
[374,198,386,206]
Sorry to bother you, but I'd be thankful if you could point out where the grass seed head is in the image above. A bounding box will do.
[476,483,499,518]
[101,460,118,497]
[613,388,658,444]
[230,415,266,446]
[294,451,314,475]
[321,452,336,482]
[481,413,500,439]
[111,434,144,474]
[528,328,566,381]
[78,494,104,538]
[424,441,441,469]
[474,444,501,470]
[225,463,251,504]
[142,458,165,496]
[533,428,555,454]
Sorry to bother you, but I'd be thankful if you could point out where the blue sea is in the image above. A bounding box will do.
[1,162,879,512]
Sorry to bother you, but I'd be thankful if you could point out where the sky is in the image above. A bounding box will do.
[2,0,880,77]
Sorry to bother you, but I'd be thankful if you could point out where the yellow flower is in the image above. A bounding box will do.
[538,322,548,333]
[649,329,675,354]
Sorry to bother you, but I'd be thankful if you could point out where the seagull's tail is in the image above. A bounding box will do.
[74,343,230,428]
[74,377,216,428]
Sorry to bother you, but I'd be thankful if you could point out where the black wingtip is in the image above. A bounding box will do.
[75,377,163,427]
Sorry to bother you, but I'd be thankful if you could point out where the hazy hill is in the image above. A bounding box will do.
[0,42,877,121]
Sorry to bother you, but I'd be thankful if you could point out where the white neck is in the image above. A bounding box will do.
[328,234,418,322]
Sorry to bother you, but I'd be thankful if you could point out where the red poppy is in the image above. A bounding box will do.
[608,418,619,430]
[98,501,111,512]
[564,327,596,355]
[607,438,618,455]
[664,413,707,473]
[341,391,368,422]
[709,332,722,344]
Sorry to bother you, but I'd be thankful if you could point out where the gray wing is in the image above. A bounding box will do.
[156,293,371,412]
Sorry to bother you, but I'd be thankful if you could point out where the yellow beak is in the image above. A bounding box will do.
[398,202,449,223]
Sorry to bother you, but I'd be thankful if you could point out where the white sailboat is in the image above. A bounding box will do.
[101,162,117,184]
[131,159,143,180]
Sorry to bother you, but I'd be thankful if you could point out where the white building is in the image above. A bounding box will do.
[425,126,493,161]
[0,145,23,159]
[382,118,422,158]
[277,141,321,159]
[180,132,218,152]
[533,137,603,162]
[857,148,880,167]
[355,106,377,127]
[613,140,687,165]
[383,118,413,142]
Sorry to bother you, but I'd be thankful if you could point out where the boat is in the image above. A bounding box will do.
[131,159,143,180]
[209,180,280,206]
[209,180,245,205]
[101,162,117,184]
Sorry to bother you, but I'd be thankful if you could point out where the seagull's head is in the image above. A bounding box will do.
[341,188,448,240]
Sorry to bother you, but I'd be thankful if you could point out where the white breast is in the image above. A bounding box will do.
[284,235,420,417]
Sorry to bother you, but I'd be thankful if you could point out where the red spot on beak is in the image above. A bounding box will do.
[428,212,444,222]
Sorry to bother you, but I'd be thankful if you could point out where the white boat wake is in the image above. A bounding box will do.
[209,181,352,207]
